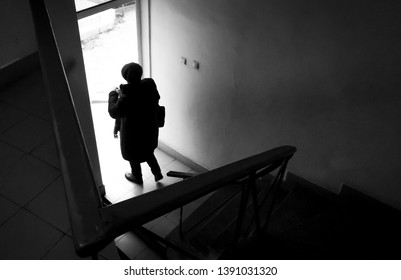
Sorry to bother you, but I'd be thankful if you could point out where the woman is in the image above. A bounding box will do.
[108,62,163,184]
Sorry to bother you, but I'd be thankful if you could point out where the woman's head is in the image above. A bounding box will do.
[121,62,143,83]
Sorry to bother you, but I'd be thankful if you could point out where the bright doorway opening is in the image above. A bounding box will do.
[76,0,138,102]
[74,0,139,190]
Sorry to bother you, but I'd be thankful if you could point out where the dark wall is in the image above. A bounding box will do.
[151,0,401,208]
[0,0,37,68]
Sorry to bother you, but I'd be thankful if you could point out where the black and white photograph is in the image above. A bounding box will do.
[1,0,401,277]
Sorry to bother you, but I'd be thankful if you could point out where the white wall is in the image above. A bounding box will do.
[150,0,401,208]
[0,0,37,67]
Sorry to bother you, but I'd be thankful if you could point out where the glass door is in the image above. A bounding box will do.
[74,0,139,102]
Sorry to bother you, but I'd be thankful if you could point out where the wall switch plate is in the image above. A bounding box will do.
[180,57,187,65]
[192,60,200,70]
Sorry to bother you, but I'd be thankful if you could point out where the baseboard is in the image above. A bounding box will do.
[284,172,338,202]
[158,141,209,173]
[285,175,400,212]
[0,52,40,90]
[340,184,400,212]
[340,184,375,203]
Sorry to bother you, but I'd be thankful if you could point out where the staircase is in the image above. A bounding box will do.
[30,0,401,260]
[116,172,401,260]
[161,174,285,259]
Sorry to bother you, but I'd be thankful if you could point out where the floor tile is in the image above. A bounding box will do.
[155,173,181,187]
[98,241,121,260]
[31,136,60,169]
[154,149,175,168]
[26,176,70,233]
[164,159,192,174]
[115,232,147,259]
[114,234,125,243]
[139,163,155,180]
[42,234,118,260]
[113,177,167,203]
[0,209,63,259]
[140,180,164,194]
[0,77,29,103]
[0,101,28,133]
[135,247,163,260]
[0,141,25,173]
[101,156,130,183]
[148,217,177,238]
[0,71,51,121]
[0,195,19,226]
[104,173,138,203]
[0,155,60,206]
[42,234,88,260]
[0,115,53,153]
[114,185,146,203]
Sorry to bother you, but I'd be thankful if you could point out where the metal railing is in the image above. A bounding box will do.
[30,0,296,259]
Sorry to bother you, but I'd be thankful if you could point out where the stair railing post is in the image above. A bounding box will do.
[250,172,262,235]
[262,158,290,232]
[179,206,184,238]
[234,172,254,244]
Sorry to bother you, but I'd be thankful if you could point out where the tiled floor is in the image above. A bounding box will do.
[0,70,198,260]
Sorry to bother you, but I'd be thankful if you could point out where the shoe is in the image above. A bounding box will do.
[154,173,163,182]
[125,172,143,184]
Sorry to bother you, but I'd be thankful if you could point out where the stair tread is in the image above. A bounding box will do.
[267,186,337,235]
[179,183,242,235]
[166,175,282,259]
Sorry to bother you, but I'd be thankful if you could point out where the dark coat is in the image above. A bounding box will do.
[108,78,160,162]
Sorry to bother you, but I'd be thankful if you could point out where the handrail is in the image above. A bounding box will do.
[30,0,296,258]
[29,0,105,257]
[96,146,295,256]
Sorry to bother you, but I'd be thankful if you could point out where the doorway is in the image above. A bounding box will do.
[75,0,138,102]
[74,0,140,193]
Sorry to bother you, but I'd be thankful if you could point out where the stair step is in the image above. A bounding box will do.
[166,184,243,259]
[179,183,242,235]
[267,185,337,235]
[163,173,401,260]
[165,175,286,259]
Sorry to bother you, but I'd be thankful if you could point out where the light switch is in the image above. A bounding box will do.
[180,57,187,65]
[192,60,200,70]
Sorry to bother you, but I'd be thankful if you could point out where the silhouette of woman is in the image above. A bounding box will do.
[108,62,163,184]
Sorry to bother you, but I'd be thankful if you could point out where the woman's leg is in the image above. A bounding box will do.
[146,153,163,181]
[126,161,143,184]
[129,161,142,177]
